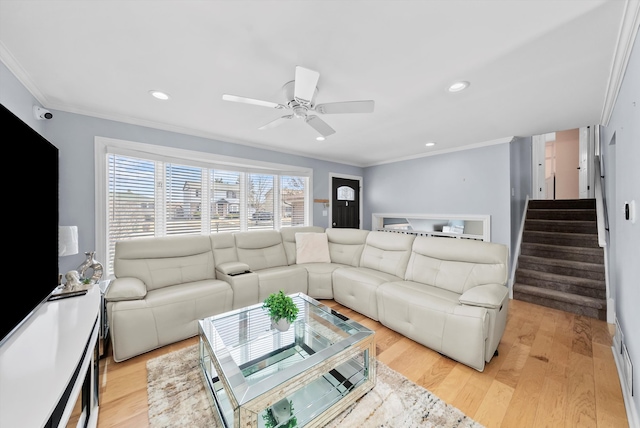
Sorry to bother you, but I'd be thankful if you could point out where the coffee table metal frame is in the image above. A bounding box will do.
[198,292,376,428]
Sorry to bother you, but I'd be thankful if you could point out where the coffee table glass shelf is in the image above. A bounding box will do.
[198,293,376,428]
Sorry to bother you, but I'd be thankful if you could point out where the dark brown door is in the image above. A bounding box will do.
[331,177,360,228]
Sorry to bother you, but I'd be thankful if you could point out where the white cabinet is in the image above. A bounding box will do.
[0,285,100,428]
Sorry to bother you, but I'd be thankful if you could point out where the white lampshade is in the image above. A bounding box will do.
[58,226,79,257]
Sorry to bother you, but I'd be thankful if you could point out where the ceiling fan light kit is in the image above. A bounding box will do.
[222,66,375,139]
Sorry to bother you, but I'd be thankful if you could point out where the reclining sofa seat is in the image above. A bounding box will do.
[376,236,509,372]
[232,230,308,303]
[106,235,233,362]
[280,226,334,299]
[332,231,415,321]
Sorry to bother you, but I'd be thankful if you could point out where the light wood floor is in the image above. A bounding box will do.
[97,298,629,427]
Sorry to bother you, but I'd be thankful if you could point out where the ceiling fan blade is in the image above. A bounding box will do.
[315,100,375,114]
[222,94,284,109]
[294,66,320,105]
[258,115,293,130]
[305,115,336,137]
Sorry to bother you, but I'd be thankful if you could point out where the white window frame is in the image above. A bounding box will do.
[95,136,313,278]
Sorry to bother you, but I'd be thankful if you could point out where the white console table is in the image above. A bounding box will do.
[0,285,100,428]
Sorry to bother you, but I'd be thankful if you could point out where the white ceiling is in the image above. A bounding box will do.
[1,1,638,167]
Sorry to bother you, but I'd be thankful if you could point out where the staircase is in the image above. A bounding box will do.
[513,198,607,320]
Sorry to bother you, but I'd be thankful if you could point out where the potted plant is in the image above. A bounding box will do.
[263,290,299,332]
[263,398,297,428]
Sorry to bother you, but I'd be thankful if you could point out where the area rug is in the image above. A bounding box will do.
[147,344,484,427]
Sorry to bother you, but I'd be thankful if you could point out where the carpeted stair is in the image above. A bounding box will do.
[513,199,606,320]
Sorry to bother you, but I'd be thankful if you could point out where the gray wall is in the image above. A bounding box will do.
[362,143,512,249]
[600,29,640,420]
[0,61,362,276]
[509,136,532,270]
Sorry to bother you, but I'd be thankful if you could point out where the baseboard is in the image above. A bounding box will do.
[612,344,640,428]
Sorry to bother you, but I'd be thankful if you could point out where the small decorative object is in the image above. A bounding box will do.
[262,290,299,332]
[263,398,297,428]
[77,251,104,284]
[64,270,82,288]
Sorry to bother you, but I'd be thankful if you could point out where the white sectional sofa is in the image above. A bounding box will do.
[105,226,509,371]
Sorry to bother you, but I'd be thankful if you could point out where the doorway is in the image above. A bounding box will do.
[329,174,362,228]
[532,127,594,199]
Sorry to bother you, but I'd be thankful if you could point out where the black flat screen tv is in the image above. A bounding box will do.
[0,103,59,346]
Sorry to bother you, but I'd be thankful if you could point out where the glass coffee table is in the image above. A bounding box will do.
[198,293,376,428]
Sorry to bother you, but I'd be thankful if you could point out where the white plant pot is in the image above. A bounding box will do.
[272,318,291,332]
[271,398,291,423]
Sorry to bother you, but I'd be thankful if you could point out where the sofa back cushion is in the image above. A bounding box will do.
[234,230,288,270]
[280,226,326,265]
[114,235,215,291]
[406,236,508,294]
[325,228,370,267]
[360,231,415,277]
[210,232,239,265]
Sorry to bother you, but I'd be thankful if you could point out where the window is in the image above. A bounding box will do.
[97,137,312,277]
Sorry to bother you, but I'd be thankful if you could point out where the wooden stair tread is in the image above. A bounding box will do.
[513,283,606,309]
[517,255,604,271]
[516,268,605,289]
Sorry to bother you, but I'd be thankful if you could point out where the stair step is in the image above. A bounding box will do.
[524,219,597,234]
[515,268,605,299]
[513,283,606,320]
[528,199,596,210]
[517,255,605,281]
[526,209,596,221]
[520,242,604,263]
[522,230,599,248]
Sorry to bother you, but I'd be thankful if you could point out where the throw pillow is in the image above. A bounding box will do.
[295,232,331,264]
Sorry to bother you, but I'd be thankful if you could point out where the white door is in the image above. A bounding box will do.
[579,126,592,198]
[532,135,546,199]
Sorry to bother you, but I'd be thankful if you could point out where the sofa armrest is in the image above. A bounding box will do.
[105,277,147,302]
[216,261,251,276]
[459,283,508,309]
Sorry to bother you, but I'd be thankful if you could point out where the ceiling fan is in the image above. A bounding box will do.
[222,66,375,139]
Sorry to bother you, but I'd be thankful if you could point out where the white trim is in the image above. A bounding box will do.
[96,136,313,176]
[601,0,640,126]
[613,342,640,428]
[363,137,514,167]
[328,173,363,229]
[509,195,530,296]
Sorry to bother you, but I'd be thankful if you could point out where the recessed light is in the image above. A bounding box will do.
[316,136,325,141]
[149,90,170,100]
[425,141,436,147]
[448,81,470,92]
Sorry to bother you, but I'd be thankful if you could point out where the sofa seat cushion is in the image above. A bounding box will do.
[296,262,346,300]
[376,280,489,371]
[332,267,401,321]
[254,265,309,301]
[107,279,233,362]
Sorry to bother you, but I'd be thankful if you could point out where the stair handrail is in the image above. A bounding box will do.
[594,155,607,248]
